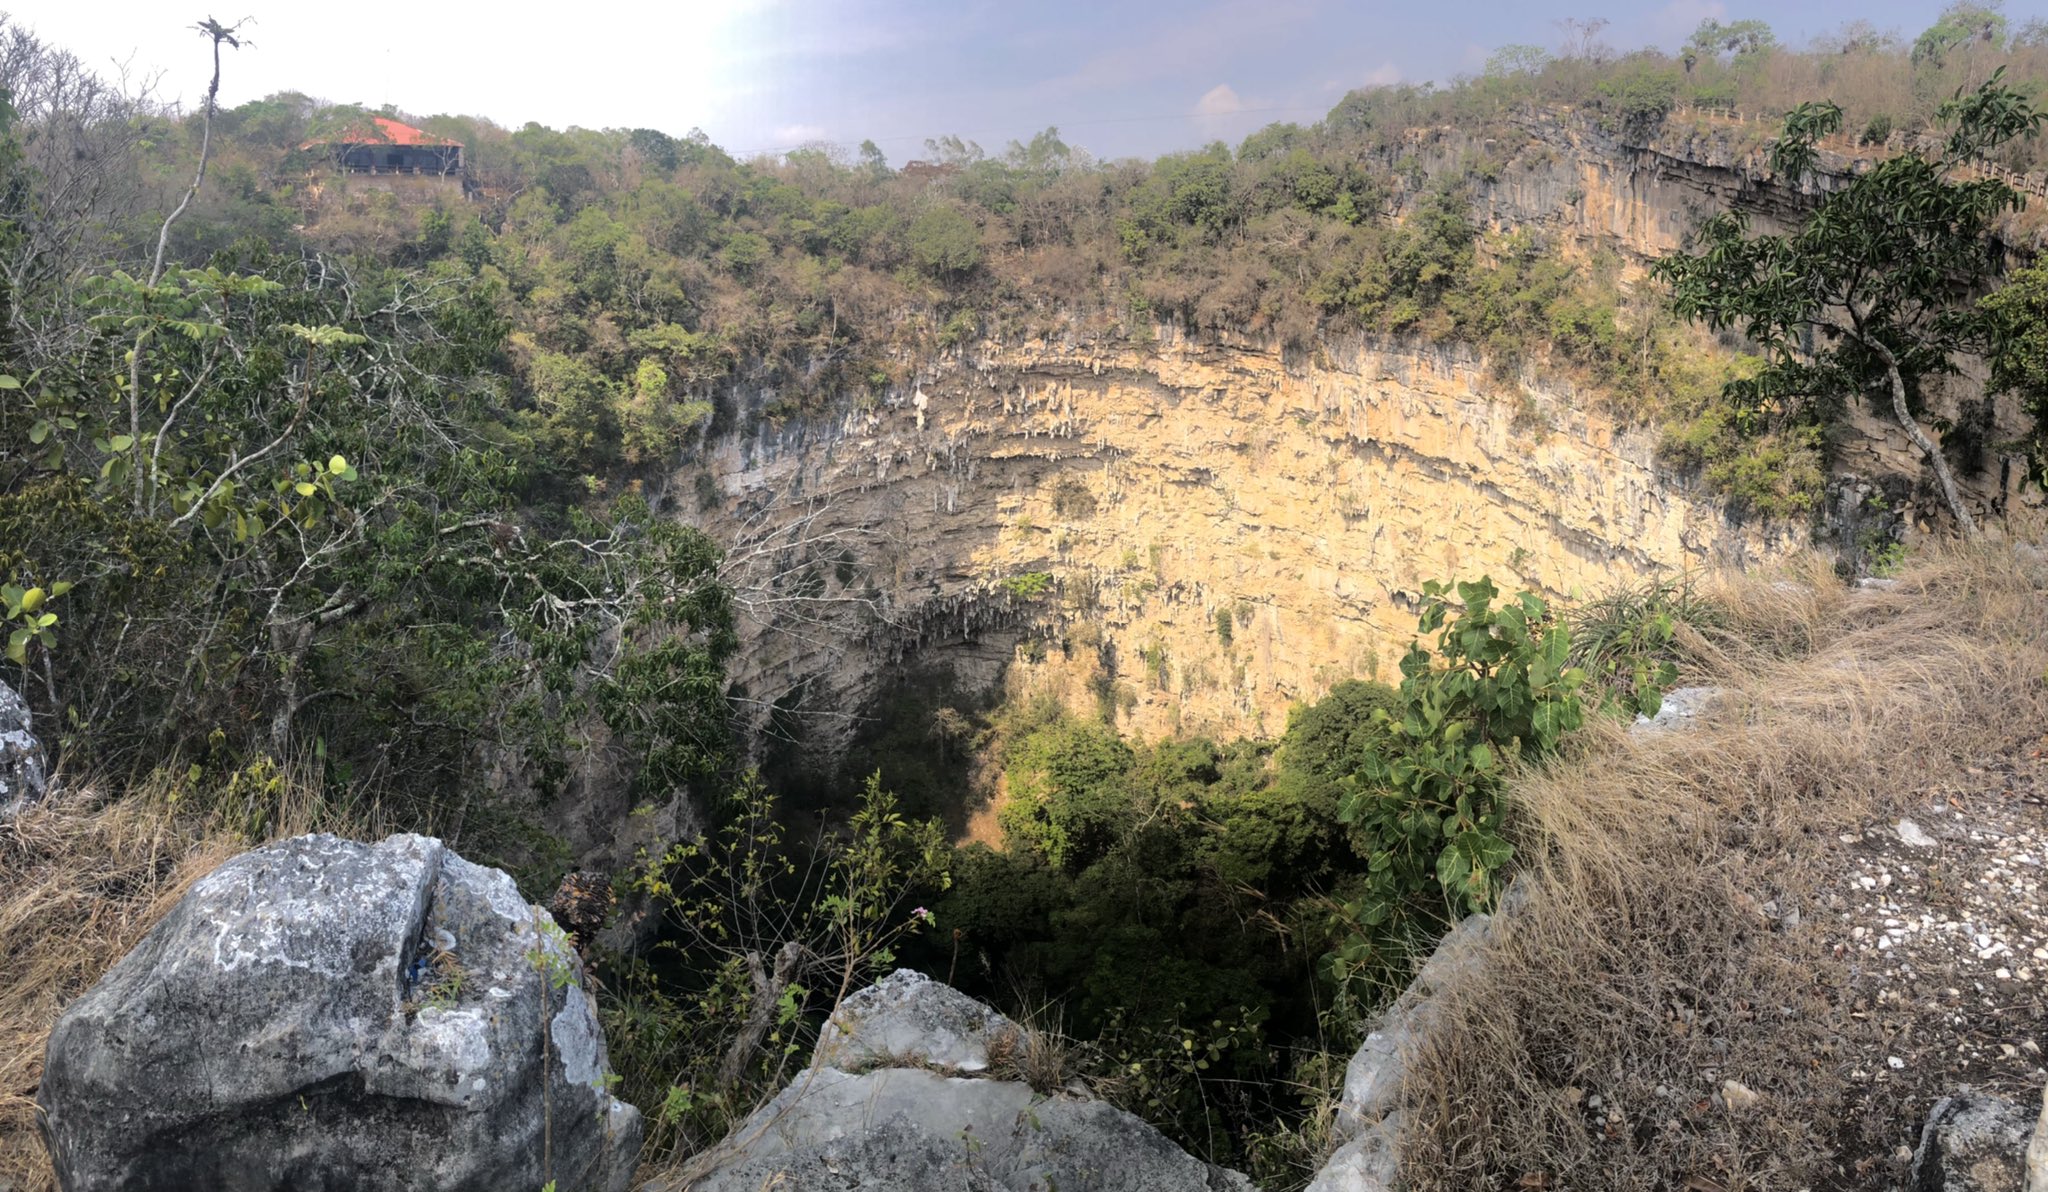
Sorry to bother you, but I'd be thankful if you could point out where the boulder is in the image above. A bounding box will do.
[2028,1082,2047,1192]
[1332,909,1499,1141]
[659,971,1250,1192]
[1318,879,1525,1189]
[816,967,1019,1073]
[0,678,46,819]
[1907,1091,2038,1192]
[38,832,641,1192]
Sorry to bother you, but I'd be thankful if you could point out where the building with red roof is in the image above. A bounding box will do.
[303,116,463,177]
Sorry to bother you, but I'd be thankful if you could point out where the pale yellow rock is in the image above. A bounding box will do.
[696,334,1795,758]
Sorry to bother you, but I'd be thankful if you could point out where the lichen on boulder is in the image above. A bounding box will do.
[37,832,641,1192]
[0,679,47,820]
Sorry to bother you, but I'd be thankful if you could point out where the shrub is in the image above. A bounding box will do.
[998,718,1135,871]
[1330,579,1585,980]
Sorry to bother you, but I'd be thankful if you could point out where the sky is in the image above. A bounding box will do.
[8,0,2038,162]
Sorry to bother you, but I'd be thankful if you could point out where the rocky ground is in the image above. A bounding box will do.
[1824,733,2048,1188]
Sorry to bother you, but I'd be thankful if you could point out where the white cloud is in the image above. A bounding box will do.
[772,123,829,144]
[1195,83,1247,117]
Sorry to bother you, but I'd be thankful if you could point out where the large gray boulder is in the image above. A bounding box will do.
[0,678,46,819]
[1908,1090,2045,1192]
[38,832,641,1192]
[659,970,1250,1192]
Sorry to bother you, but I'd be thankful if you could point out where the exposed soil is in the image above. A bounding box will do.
[1821,734,2048,1189]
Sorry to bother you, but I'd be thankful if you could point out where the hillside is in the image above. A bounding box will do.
[3,7,2048,1191]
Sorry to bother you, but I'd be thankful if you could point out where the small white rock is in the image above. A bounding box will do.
[1896,819,1937,848]
[1887,1056,1906,1070]
[1719,1079,1761,1112]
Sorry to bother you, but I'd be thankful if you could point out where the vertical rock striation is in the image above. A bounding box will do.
[696,332,1794,759]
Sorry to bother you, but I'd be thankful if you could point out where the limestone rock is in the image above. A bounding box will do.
[1908,1091,2038,1192]
[1319,882,1529,1189]
[816,967,1019,1073]
[1631,685,1721,733]
[663,972,1249,1192]
[38,832,641,1192]
[1897,818,1939,849]
[2023,1081,2039,1192]
[1334,911,1496,1140]
[0,679,46,819]
[1306,1111,1404,1192]
[2027,1083,2047,1192]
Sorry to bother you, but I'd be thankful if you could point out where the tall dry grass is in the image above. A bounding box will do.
[0,767,362,1192]
[1401,545,2048,1191]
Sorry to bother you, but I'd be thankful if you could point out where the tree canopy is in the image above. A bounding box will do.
[1654,72,2045,534]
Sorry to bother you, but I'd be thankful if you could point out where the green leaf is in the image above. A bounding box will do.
[294,481,318,497]
[328,454,349,474]
[49,581,72,597]
[0,374,20,389]
[109,434,135,451]
[28,421,49,444]
[19,587,43,613]
[6,629,26,663]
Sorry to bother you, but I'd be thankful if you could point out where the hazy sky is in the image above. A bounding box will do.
[9,0,2034,161]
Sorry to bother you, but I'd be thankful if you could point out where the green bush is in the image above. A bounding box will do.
[1331,579,1585,979]
[998,717,1136,871]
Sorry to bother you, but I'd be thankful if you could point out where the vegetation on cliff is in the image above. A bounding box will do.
[4,6,2048,1191]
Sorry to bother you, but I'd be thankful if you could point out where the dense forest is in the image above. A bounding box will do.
[5,5,2048,1187]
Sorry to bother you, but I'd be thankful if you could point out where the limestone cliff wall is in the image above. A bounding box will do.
[685,107,2047,759]
[1406,108,2045,519]
[690,330,1793,756]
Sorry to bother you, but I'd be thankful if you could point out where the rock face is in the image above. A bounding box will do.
[0,678,47,819]
[698,334,1798,762]
[38,833,642,1192]
[1313,889,1521,1191]
[663,969,1250,1192]
[1908,1091,2044,1192]
[686,106,2048,770]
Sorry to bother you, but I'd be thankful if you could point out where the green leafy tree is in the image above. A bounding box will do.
[1981,259,2048,482]
[1913,2,2009,65]
[906,203,981,278]
[1653,73,2044,536]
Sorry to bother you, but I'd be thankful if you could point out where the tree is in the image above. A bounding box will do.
[1913,1,2009,65]
[1557,17,1612,62]
[1653,73,2044,536]
[906,202,980,278]
[1980,260,2048,482]
[1686,18,1777,65]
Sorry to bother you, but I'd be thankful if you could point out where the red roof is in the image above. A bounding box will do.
[302,116,461,150]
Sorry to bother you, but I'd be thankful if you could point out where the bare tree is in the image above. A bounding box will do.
[1557,17,1613,63]
[0,20,158,360]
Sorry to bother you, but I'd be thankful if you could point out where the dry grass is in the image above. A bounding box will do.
[1401,544,2048,1192]
[0,768,359,1192]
